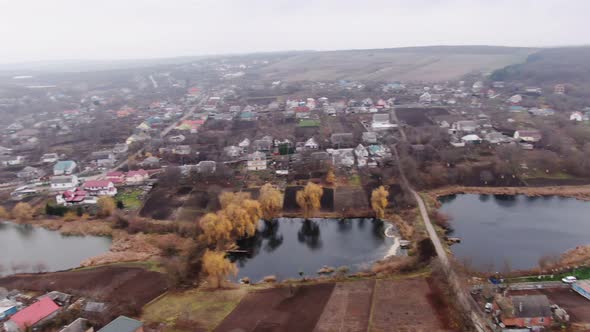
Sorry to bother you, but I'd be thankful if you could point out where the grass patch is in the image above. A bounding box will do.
[142,288,247,331]
[116,188,144,210]
[508,266,590,283]
[298,119,321,127]
[73,260,164,273]
[349,174,361,186]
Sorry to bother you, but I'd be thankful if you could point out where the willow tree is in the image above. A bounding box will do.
[259,184,283,220]
[202,249,237,288]
[296,182,323,219]
[325,169,336,185]
[199,212,233,249]
[219,191,251,209]
[12,202,34,222]
[371,186,389,219]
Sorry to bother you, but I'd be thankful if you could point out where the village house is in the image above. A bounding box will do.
[362,131,378,144]
[0,155,25,167]
[17,166,45,180]
[570,111,583,121]
[98,315,144,332]
[56,188,97,206]
[304,137,319,150]
[126,169,149,185]
[50,175,78,191]
[371,113,396,130]
[53,160,77,175]
[113,143,129,155]
[252,136,273,153]
[224,145,242,158]
[331,133,354,148]
[197,160,217,174]
[91,150,116,168]
[4,297,60,332]
[508,94,523,104]
[40,153,59,163]
[329,148,355,168]
[451,120,479,133]
[247,151,267,171]
[554,84,566,95]
[419,92,432,104]
[238,138,250,153]
[172,145,191,155]
[493,295,553,329]
[0,299,19,320]
[572,279,590,300]
[140,156,160,169]
[106,171,125,184]
[461,134,482,144]
[82,180,117,196]
[514,129,542,143]
[354,144,369,167]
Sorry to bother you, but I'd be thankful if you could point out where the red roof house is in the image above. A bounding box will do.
[106,171,125,184]
[7,297,60,330]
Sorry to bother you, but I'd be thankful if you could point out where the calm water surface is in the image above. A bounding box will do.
[0,222,111,275]
[439,194,590,271]
[229,218,395,281]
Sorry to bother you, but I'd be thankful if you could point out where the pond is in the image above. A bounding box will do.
[229,218,398,281]
[0,222,112,275]
[439,194,590,271]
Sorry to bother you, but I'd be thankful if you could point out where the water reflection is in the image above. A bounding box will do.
[297,219,322,250]
[439,194,590,271]
[0,222,111,275]
[228,218,395,281]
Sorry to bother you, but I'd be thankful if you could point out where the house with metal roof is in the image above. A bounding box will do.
[98,315,143,332]
[53,160,77,175]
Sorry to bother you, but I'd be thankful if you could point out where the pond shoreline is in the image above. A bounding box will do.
[428,184,590,203]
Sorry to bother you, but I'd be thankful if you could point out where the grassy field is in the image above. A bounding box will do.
[258,46,534,82]
[142,288,248,332]
[116,188,144,210]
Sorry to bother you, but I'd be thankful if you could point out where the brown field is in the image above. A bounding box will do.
[0,265,167,311]
[370,279,456,332]
[334,186,370,213]
[396,107,449,127]
[214,283,335,332]
[314,280,374,332]
[215,278,456,332]
[258,46,533,82]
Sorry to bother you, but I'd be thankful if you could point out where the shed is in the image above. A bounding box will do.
[98,315,143,332]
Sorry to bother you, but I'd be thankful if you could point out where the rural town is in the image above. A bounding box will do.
[2,1,590,331]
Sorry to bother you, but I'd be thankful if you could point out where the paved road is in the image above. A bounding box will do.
[391,109,491,332]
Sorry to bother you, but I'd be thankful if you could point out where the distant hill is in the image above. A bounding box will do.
[256,46,535,82]
[490,46,590,86]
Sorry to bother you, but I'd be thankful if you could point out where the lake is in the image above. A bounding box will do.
[439,194,590,271]
[0,222,112,275]
[229,218,397,281]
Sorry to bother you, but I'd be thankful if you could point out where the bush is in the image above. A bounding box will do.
[63,211,78,222]
[45,203,69,217]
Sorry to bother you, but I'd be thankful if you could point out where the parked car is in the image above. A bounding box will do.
[562,276,577,284]
[484,302,493,313]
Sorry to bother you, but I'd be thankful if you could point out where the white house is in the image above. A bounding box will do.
[50,175,79,190]
[354,144,369,167]
[514,129,542,143]
[247,151,267,171]
[570,111,583,122]
[41,153,59,163]
[81,180,117,196]
[126,169,149,185]
[508,94,523,104]
[461,134,482,144]
[238,138,250,152]
[304,137,319,150]
[419,92,432,104]
[371,113,396,130]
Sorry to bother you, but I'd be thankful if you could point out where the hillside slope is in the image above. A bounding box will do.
[258,46,535,82]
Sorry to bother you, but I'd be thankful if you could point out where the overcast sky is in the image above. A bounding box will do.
[1,0,589,64]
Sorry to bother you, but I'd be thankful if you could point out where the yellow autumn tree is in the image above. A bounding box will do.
[12,202,34,222]
[371,186,389,219]
[97,196,116,217]
[326,169,336,185]
[219,191,251,209]
[63,211,78,222]
[202,249,238,288]
[259,184,283,220]
[0,206,9,219]
[199,212,233,249]
[296,182,323,219]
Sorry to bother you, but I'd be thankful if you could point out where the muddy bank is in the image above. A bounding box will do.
[428,185,590,203]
